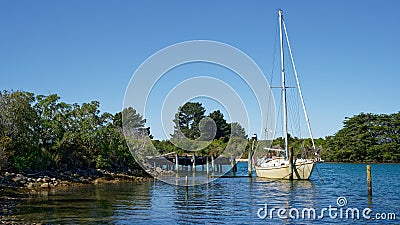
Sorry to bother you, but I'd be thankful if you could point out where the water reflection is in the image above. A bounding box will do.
[5,163,400,224]
[11,182,154,224]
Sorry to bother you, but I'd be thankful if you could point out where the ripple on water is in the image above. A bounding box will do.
[5,163,400,224]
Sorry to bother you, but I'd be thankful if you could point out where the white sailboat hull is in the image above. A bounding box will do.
[255,158,315,180]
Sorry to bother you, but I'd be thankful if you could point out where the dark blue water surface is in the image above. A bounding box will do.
[8,163,400,224]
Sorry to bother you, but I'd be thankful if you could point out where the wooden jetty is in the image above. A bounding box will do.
[147,154,238,174]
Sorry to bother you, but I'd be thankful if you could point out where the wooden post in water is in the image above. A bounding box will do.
[289,146,294,180]
[248,149,252,176]
[231,155,237,173]
[249,134,257,176]
[206,157,209,177]
[247,149,254,177]
[367,165,372,196]
[175,154,179,173]
[211,155,215,172]
[192,154,196,172]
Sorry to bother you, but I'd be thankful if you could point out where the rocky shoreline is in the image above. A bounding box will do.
[0,169,153,223]
[0,168,152,191]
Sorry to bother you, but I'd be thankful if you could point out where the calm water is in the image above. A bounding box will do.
[6,163,400,224]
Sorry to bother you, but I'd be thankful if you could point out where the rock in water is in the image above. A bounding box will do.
[27,183,35,189]
[12,174,25,182]
[41,183,50,188]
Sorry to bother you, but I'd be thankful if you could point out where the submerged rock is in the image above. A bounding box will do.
[40,183,50,188]
[12,174,25,183]
[26,183,35,189]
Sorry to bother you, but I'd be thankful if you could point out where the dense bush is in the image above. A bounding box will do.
[322,113,400,162]
[0,90,147,172]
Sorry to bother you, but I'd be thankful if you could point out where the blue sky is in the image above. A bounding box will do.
[1,1,400,140]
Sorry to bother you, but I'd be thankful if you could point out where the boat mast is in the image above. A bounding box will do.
[279,9,293,180]
[279,10,289,160]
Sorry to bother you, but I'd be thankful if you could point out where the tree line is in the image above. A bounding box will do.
[267,112,400,163]
[1,90,399,174]
[0,90,147,172]
[153,102,249,157]
[321,112,400,162]
[0,91,249,173]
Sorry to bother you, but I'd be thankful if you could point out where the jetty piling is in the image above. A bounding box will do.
[248,134,257,176]
[192,154,196,172]
[367,165,372,196]
[206,157,209,177]
[211,155,215,172]
[230,155,237,173]
[175,154,179,174]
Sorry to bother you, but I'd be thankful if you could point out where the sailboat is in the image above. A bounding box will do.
[254,10,315,180]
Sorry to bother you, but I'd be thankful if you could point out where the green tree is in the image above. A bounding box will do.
[0,90,40,171]
[205,139,227,157]
[152,139,179,155]
[33,94,71,169]
[0,90,152,172]
[322,112,400,162]
[208,110,230,142]
[172,102,206,139]
[122,107,155,164]
[121,107,150,137]
[230,122,247,139]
